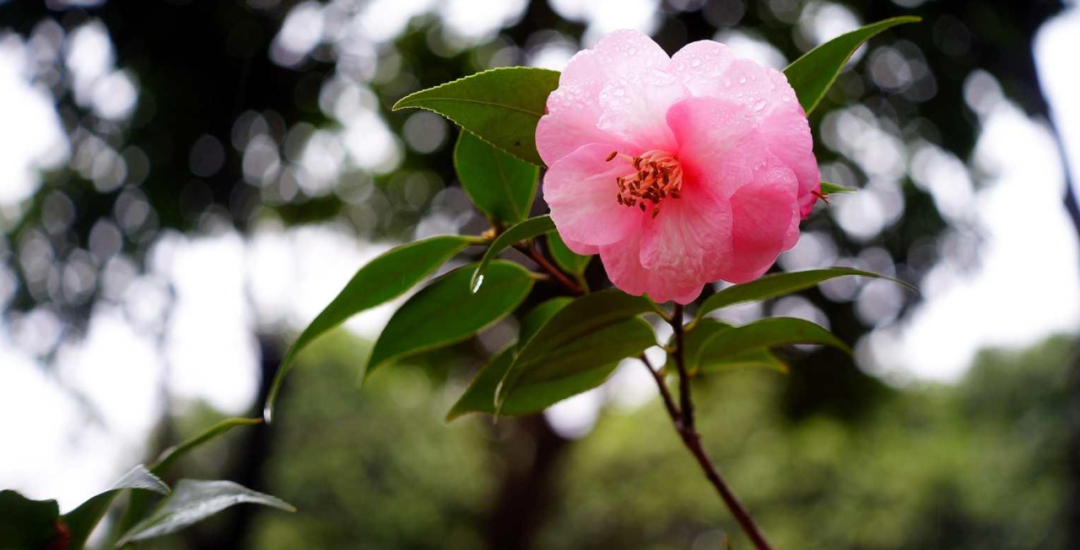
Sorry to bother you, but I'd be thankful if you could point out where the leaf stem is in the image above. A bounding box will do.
[649,303,775,550]
[515,242,583,295]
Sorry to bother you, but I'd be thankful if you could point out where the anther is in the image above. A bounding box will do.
[606,151,618,162]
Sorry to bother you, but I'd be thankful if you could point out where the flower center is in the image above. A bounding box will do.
[606,150,683,219]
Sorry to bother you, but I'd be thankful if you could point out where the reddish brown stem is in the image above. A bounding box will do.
[647,304,775,550]
[516,243,583,295]
[639,354,680,423]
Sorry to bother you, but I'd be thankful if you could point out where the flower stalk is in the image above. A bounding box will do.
[643,304,776,550]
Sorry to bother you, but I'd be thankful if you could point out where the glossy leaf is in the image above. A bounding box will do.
[681,319,787,375]
[518,297,573,344]
[119,418,263,536]
[152,418,261,474]
[819,181,856,196]
[363,261,535,383]
[696,268,913,320]
[448,298,573,420]
[547,232,592,276]
[0,490,60,550]
[455,130,539,224]
[392,67,560,165]
[63,466,169,550]
[265,235,475,421]
[117,480,293,547]
[784,17,920,114]
[471,216,554,292]
[449,345,621,419]
[497,290,656,411]
[695,318,850,368]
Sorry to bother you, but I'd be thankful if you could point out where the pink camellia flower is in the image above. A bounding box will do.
[538,30,820,304]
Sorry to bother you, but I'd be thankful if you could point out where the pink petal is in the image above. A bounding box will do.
[721,155,800,283]
[543,143,643,247]
[665,96,759,197]
[668,40,737,97]
[671,41,786,118]
[636,181,733,302]
[763,100,820,218]
[671,41,819,215]
[560,235,599,256]
[536,30,670,167]
[596,67,688,153]
[599,232,705,304]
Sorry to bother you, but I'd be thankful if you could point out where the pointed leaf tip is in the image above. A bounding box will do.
[391,67,561,165]
[785,16,920,114]
[264,235,473,420]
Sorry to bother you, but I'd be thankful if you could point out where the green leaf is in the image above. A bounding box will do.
[117,480,293,547]
[448,344,622,420]
[702,348,787,373]
[63,466,169,550]
[497,290,656,412]
[393,67,560,165]
[454,130,539,224]
[819,181,856,195]
[448,297,573,420]
[471,216,555,293]
[681,319,787,375]
[118,418,263,537]
[695,318,850,368]
[784,16,920,114]
[518,297,573,344]
[0,490,60,550]
[547,232,592,276]
[363,261,535,383]
[696,268,914,320]
[265,235,476,421]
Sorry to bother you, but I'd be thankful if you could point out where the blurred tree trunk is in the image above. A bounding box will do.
[485,416,570,550]
[179,337,280,550]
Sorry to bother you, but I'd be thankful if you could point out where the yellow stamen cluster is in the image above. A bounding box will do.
[607,150,683,219]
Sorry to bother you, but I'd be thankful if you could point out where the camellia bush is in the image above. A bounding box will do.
[1,16,918,550]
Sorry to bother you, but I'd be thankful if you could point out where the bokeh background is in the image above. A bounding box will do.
[1,0,1079,548]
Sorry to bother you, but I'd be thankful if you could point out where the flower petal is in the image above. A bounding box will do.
[636,181,734,300]
[721,155,800,283]
[599,232,705,304]
[665,96,759,197]
[597,67,688,153]
[670,41,819,215]
[543,143,643,247]
[536,30,670,166]
[560,235,599,255]
[763,100,820,218]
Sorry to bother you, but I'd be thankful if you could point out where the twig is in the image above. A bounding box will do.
[639,353,680,423]
[645,304,776,550]
[515,243,583,295]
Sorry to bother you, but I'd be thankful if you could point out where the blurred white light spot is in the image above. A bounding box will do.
[91,70,138,120]
[0,36,69,206]
[714,29,788,69]
[272,1,325,66]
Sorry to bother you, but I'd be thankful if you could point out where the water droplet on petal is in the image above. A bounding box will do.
[690,58,702,68]
[753,99,767,111]
[738,76,747,84]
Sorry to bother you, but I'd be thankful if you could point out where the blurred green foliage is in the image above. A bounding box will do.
[237,332,1074,550]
